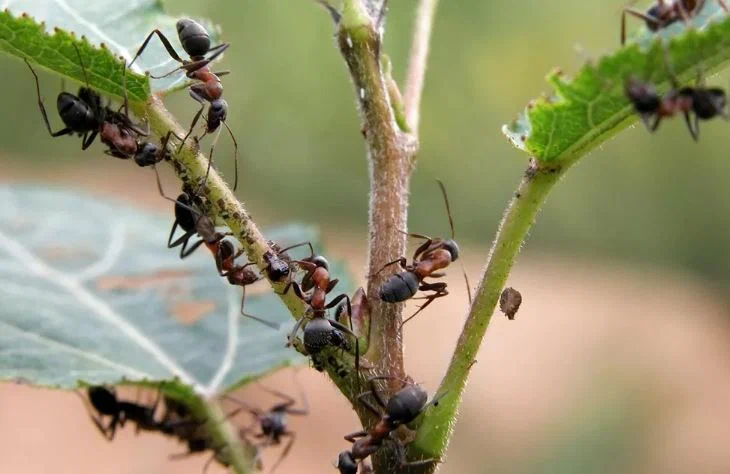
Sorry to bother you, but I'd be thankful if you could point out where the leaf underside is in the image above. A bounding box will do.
[0,186,354,396]
[0,0,221,102]
[503,3,730,163]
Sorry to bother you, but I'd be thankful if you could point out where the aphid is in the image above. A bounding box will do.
[621,0,729,45]
[128,19,239,190]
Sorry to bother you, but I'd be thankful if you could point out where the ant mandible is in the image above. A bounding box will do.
[128,19,240,191]
[225,379,309,473]
[336,376,442,474]
[621,0,729,45]
[374,180,464,327]
[625,45,728,140]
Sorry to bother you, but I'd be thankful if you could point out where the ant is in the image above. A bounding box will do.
[154,168,233,259]
[374,180,462,327]
[77,386,162,440]
[105,130,175,168]
[282,250,360,372]
[225,380,309,473]
[625,45,728,141]
[336,376,442,474]
[621,0,729,45]
[128,18,239,191]
[26,46,148,154]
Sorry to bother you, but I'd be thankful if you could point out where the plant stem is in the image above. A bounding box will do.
[199,398,255,474]
[338,0,416,379]
[410,160,565,463]
[404,0,440,133]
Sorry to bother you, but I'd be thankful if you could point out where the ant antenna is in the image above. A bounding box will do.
[436,180,455,239]
[72,44,91,88]
[312,0,341,23]
[240,286,281,330]
[464,271,472,304]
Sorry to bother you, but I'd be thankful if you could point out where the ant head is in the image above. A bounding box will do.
[176,18,211,58]
[336,451,359,474]
[134,142,160,167]
[209,99,228,122]
[625,76,661,114]
[693,88,727,119]
[266,256,290,282]
[310,255,329,270]
[442,239,460,262]
[385,382,429,427]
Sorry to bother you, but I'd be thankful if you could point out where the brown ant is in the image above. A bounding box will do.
[282,251,360,372]
[374,180,463,326]
[621,0,729,45]
[625,45,728,141]
[26,46,148,154]
[225,380,309,473]
[128,18,239,191]
[336,376,442,474]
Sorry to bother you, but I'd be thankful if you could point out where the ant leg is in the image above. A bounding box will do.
[393,438,438,469]
[621,8,661,45]
[222,120,240,191]
[201,125,224,193]
[649,115,663,132]
[411,237,434,261]
[400,284,449,327]
[355,392,384,417]
[717,0,730,12]
[73,391,116,440]
[370,257,408,277]
[25,60,73,138]
[278,241,315,258]
[201,453,217,474]
[313,0,342,23]
[286,315,308,347]
[240,287,280,330]
[683,111,700,141]
[154,44,231,79]
[81,130,99,150]
[178,87,207,153]
[270,431,296,474]
[376,0,389,30]
[129,29,185,69]
[181,238,206,258]
[344,429,369,442]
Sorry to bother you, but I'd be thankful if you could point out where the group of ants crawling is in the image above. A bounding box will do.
[20,0,724,471]
[23,14,465,474]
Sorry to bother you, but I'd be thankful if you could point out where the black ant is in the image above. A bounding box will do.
[225,380,309,473]
[154,168,233,259]
[336,376,441,474]
[374,180,463,327]
[77,386,162,440]
[26,46,148,153]
[282,251,360,372]
[621,0,729,45]
[625,46,728,141]
[128,18,239,191]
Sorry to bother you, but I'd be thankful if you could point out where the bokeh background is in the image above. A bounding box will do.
[1,0,730,473]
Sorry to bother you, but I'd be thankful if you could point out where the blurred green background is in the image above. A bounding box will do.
[1,2,730,474]
[2,0,729,290]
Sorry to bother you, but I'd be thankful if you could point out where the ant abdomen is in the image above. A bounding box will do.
[386,385,428,426]
[625,77,661,114]
[303,318,348,354]
[379,271,419,303]
[176,19,211,58]
[693,88,727,119]
[57,92,97,131]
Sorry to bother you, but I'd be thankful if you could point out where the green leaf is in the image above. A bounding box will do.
[0,0,220,102]
[502,4,730,164]
[0,185,349,396]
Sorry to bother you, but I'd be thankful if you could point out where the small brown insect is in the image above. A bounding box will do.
[499,287,522,320]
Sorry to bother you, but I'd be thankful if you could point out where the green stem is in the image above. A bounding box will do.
[410,160,565,464]
[199,398,256,474]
